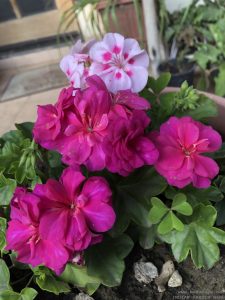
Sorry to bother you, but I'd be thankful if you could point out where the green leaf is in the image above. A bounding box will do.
[117,168,165,228]
[149,73,171,95]
[172,193,193,216]
[109,196,130,237]
[19,288,37,300]
[173,81,200,111]
[194,44,220,69]
[15,123,34,140]
[0,232,5,252]
[123,192,151,227]
[215,200,225,226]
[0,259,11,291]
[215,64,225,96]
[0,174,16,206]
[119,167,167,201]
[161,204,225,269]
[60,264,100,295]
[0,218,6,252]
[30,176,42,190]
[0,142,20,171]
[47,151,62,168]
[159,92,176,115]
[1,131,24,144]
[177,95,218,120]
[149,194,193,235]
[85,235,133,287]
[149,197,168,224]
[0,218,6,232]
[166,185,223,206]
[138,225,157,249]
[158,211,184,235]
[34,267,70,295]
[0,288,37,300]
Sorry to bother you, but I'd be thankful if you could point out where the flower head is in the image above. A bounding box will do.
[61,77,111,170]
[34,167,116,251]
[71,39,96,62]
[6,188,70,275]
[33,86,74,151]
[89,33,149,93]
[103,110,158,176]
[151,116,222,188]
[60,39,96,89]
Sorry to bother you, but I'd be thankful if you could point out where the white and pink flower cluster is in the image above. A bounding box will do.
[6,33,222,276]
[60,33,149,93]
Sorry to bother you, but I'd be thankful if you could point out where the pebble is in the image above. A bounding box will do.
[134,261,158,284]
[155,260,175,292]
[75,293,94,300]
[168,270,183,288]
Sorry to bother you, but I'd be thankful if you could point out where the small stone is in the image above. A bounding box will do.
[168,270,183,288]
[75,293,94,300]
[134,261,158,284]
[155,260,175,292]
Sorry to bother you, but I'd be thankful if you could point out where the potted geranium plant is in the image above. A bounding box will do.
[0,33,225,300]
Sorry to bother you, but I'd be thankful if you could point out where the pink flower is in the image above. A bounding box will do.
[89,33,149,93]
[113,90,150,111]
[61,78,111,171]
[109,89,151,121]
[151,116,222,188]
[71,39,96,62]
[34,167,115,251]
[33,86,74,151]
[6,188,70,275]
[60,55,86,88]
[103,110,158,176]
[60,39,96,89]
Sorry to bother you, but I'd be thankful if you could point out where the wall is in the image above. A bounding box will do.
[165,0,193,13]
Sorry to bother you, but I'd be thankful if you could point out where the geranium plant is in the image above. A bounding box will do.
[0,33,225,299]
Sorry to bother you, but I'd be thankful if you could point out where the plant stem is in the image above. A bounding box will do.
[11,272,32,286]
[25,275,34,288]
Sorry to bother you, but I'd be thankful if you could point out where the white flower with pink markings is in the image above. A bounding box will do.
[59,39,96,89]
[89,33,149,93]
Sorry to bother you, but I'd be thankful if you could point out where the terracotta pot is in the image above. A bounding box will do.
[97,0,146,44]
[163,87,225,136]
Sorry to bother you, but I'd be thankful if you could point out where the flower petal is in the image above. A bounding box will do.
[61,168,85,201]
[194,155,219,179]
[126,66,148,92]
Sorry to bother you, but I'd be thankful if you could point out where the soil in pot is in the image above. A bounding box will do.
[158,59,195,88]
[94,244,225,300]
[31,243,225,300]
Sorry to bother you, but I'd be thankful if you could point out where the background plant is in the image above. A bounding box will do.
[158,0,225,95]
[58,0,144,45]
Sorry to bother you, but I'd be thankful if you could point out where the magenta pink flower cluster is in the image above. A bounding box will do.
[6,33,222,276]
[33,75,158,175]
[6,167,115,274]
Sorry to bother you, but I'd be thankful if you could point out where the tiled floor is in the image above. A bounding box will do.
[0,87,61,136]
[0,64,67,102]
[0,45,71,136]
